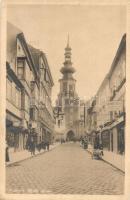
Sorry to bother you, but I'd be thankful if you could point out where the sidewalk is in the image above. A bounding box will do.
[6,143,60,167]
[86,144,125,172]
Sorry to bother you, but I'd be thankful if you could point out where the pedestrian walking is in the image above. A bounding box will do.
[46,141,50,151]
[83,139,88,149]
[42,140,46,150]
[61,139,63,144]
[29,137,36,156]
[25,137,30,150]
[99,143,104,156]
[6,141,10,162]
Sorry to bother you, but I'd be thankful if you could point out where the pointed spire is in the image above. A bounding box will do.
[60,36,75,75]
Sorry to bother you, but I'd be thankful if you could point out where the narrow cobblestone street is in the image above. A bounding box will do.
[6,142,124,195]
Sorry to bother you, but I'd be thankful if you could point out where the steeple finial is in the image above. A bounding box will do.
[67,34,69,47]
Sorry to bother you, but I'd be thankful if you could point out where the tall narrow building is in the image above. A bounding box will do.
[55,36,80,141]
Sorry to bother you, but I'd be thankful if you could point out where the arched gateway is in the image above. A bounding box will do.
[66,130,75,141]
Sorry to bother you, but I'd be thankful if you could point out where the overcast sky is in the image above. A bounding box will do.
[7,5,126,104]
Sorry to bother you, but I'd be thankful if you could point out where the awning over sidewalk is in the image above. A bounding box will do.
[7,125,23,134]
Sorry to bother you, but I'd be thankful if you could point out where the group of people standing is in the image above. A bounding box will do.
[80,136,104,160]
[80,136,88,149]
[5,137,51,163]
[26,137,50,156]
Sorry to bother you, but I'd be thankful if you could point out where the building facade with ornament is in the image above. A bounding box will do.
[85,34,126,171]
[6,22,54,152]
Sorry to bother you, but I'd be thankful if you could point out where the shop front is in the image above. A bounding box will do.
[6,122,23,152]
[117,122,125,155]
[109,114,125,155]
[101,129,110,151]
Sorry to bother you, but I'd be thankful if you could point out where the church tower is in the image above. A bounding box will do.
[56,36,80,140]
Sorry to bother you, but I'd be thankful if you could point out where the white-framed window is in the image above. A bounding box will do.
[17,59,25,79]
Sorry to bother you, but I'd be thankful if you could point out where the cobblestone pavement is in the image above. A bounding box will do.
[6,142,124,195]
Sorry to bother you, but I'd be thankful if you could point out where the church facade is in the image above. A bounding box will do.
[55,37,81,141]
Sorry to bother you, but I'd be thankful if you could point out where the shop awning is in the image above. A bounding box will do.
[6,125,23,134]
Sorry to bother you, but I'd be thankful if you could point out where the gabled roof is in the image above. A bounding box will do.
[7,22,22,62]
[6,61,24,89]
[7,22,38,81]
[41,52,54,86]
[17,33,39,80]
[108,33,126,77]
[7,22,54,87]
[96,33,126,96]
[28,44,41,72]
[28,45,54,86]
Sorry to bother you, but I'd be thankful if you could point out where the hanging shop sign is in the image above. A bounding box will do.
[107,100,123,112]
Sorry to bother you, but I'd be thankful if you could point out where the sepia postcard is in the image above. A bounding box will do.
[0,0,130,200]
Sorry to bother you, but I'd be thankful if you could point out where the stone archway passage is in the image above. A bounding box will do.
[66,130,75,141]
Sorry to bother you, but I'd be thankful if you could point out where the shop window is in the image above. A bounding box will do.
[94,135,100,149]
[6,132,15,147]
[117,125,125,154]
[101,131,110,150]
[110,132,113,152]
